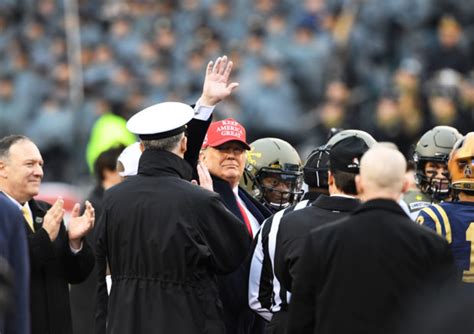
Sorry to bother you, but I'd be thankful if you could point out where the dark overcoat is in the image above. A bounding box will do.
[287,199,459,334]
[95,149,249,334]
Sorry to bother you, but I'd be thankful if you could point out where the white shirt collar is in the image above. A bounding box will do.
[330,194,356,199]
[2,191,25,210]
[232,186,239,197]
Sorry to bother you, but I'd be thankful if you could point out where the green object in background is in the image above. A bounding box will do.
[86,113,137,173]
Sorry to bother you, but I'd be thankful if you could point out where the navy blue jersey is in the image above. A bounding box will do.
[417,201,474,283]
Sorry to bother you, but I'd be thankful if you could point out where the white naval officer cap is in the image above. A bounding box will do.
[126,102,194,140]
[117,142,142,177]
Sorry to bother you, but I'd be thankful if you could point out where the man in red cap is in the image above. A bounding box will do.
[201,118,271,334]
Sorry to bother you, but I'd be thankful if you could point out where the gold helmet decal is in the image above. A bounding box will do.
[448,132,474,191]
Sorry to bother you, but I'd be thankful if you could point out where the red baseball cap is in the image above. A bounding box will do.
[202,118,251,150]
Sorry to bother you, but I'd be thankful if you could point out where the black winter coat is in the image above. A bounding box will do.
[287,199,459,334]
[95,150,249,334]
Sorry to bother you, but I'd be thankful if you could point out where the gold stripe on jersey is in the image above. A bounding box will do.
[463,223,474,283]
[432,204,452,244]
[422,207,442,237]
[463,273,474,283]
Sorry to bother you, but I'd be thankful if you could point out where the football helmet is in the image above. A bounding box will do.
[303,129,376,190]
[326,129,377,148]
[241,138,303,211]
[413,126,463,200]
[448,132,474,192]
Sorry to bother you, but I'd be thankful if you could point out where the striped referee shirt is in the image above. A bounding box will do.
[248,199,311,321]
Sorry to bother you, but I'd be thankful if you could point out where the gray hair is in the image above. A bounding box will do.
[0,135,30,160]
[141,132,183,152]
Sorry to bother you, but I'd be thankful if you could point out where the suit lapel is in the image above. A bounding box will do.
[27,199,47,233]
[238,188,267,224]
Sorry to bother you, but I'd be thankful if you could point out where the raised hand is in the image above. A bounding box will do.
[191,161,214,192]
[68,201,95,249]
[199,55,239,106]
[43,197,65,241]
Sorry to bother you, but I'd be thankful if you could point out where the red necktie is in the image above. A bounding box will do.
[236,198,253,238]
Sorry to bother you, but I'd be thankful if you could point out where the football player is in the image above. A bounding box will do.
[403,126,463,219]
[241,138,303,212]
[417,132,474,284]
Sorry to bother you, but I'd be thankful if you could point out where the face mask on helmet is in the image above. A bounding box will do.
[448,132,474,193]
[413,126,463,200]
[414,160,451,200]
[241,138,303,212]
[256,165,303,211]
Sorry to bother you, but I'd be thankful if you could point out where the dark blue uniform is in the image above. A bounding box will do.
[417,201,474,283]
[0,192,30,334]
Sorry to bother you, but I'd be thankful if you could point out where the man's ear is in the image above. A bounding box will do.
[0,160,8,179]
[139,142,144,152]
[328,171,334,187]
[355,174,363,196]
[180,135,187,154]
[401,177,409,194]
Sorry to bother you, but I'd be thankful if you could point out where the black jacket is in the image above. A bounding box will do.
[287,199,458,334]
[91,116,212,334]
[212,176,271,334]
[275,195,360,293]
[267,195,359,334]
[27,199,94,334]
[95,150,249,334]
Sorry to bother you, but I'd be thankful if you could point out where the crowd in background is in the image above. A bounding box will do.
[0,0,474,183]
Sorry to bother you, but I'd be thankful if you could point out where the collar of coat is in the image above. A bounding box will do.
[354,198,407,217]
[138,149,193,181]
[311,194,360,212]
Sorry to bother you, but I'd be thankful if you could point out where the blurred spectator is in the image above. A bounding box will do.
[458,72,474,125]
[0,74,27,137]
[425,16,472,76]
[26,95,75,181]
[426,69,469,133]
[367,92,417,155]
[238,56,303,143]
[85,100,136,172]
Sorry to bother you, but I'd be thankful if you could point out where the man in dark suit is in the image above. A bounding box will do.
[0,135,95,334]
[201,119,272,334]
[0,191,30,334]
[287,144,459,334]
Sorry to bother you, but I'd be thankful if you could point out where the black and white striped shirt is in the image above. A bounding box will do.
[248,199,311,321]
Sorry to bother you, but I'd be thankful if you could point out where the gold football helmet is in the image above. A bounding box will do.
[448,132,474,192]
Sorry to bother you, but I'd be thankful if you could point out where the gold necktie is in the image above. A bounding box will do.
[21,206,34,231]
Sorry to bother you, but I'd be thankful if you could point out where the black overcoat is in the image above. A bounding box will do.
[287,199,459,334]
[95,150,249,334]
